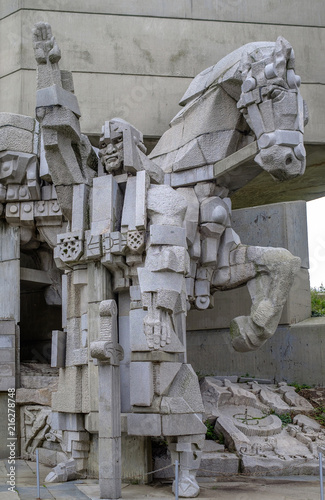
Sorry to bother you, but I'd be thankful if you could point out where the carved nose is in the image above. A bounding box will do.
[254,145,306,180]
[99,143,115,158]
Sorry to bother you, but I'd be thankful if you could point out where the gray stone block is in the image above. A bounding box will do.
[162,413,206,436]
[72,348,88,366]
[0,376,15,391]
[0,222,20,261]
[0,319,16,335]
[129,308,150,352]
[135,170,147,230]
[0,126,34,154]
[150,224,187,247]
[199,452,240,476]
[0,334,14,348]
[51,330,66,368]
[155,362,182,396]
[0,363,14,377]
[37,84,81,117]
[52,366,83,413]
[38,448,60,468]
[0,260,20,321]
[138,268,183,293]
[20,375,58,389]
[127,413,161,436]
[72,184,89,232]
[232,201,309,268]
[168,364,205,413]
[91,174,120,235]
[16,387,53,406]
[203,440,225,452]
[0,348,15,363]
[0,112,35,132]
[130,362,154,407]
[51,412,85,431]
[121,176,137,230]
[170,164,215,188]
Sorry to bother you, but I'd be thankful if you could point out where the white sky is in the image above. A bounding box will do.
[307,198,325,289]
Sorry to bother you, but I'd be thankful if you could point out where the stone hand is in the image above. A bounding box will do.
[33,22,61,65]
[143,294,173,350]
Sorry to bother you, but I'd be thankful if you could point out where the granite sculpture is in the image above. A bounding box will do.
[0,22,308,499]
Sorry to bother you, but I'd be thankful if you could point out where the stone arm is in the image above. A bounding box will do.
[33,22,97,221]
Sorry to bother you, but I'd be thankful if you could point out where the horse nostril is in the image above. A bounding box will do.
[285,156,293,166]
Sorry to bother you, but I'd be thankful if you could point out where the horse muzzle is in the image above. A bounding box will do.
[254,143,306,180]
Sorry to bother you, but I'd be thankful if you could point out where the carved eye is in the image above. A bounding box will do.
[100,142,106,148]
[270,89,284,101]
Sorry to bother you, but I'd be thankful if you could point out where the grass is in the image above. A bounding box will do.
[289,382,312,392]
[313,405,325,426]
[270,410,293,426]
[204,421,224,443]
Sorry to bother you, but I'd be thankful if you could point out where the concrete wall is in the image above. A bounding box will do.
[187,318,325,387]
[0,0,324,143]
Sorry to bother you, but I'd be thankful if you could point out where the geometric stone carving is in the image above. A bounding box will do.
[57,231,83,263]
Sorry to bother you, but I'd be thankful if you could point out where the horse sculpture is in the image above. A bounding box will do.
[0,25,308,498]
[149,36,307,353]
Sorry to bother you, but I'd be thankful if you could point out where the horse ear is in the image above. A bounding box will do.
[274,36,295,77]
[239,50,253,80]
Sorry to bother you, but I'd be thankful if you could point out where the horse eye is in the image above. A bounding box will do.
[270,89,283,100]
[100,143,106,148]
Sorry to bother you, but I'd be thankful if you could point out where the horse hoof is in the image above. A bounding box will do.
[230,315,265,352]
[172,474,200,498]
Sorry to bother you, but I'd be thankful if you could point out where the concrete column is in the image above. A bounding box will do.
[0,221,20,391]
[118,291,131,412]
[90,300,124,499]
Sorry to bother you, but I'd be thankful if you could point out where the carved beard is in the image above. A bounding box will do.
[102,148,123,173]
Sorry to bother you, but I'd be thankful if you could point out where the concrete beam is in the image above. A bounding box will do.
[20,267,52,287]
[1,0,324,27]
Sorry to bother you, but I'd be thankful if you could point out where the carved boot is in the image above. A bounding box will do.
[169,434,205,498]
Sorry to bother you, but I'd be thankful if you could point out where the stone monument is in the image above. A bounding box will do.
[0,22,308,498]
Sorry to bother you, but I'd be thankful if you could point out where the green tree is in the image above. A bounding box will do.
[311,283,325,317]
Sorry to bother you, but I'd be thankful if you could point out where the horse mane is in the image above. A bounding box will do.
[149,38,296,172]
[179,41,275,107]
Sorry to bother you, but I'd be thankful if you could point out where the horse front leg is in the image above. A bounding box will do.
[213,244,301,352]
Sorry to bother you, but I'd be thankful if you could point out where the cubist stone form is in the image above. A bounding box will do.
[0,22,308,498]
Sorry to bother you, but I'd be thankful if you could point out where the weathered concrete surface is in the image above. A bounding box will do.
[0,5,324,147]
[232,201,309,268]
[1,0,325,26]
[187,317,325,386]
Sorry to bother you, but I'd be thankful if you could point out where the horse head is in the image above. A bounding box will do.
[237,36,308,180]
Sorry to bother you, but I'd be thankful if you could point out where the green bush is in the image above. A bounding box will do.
[205,421,219,441]
[311,284,325,317]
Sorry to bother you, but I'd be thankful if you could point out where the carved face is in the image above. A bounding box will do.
[98,133,123,173]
